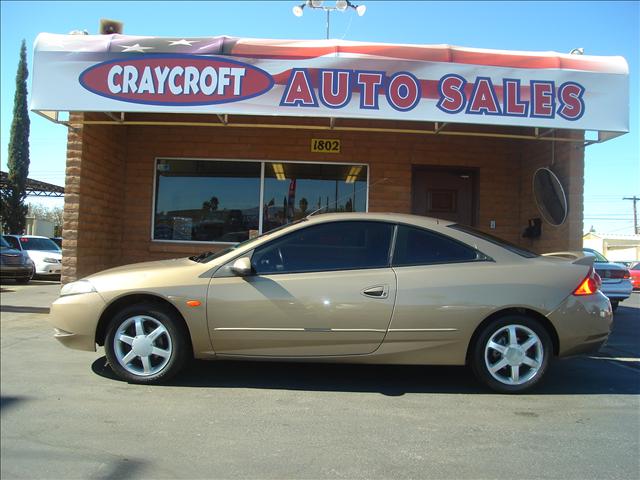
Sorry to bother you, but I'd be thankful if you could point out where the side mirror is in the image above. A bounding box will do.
[230,257,253,277]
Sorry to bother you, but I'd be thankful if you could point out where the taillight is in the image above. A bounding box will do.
[573,267,599,296]
[623,270,630,279]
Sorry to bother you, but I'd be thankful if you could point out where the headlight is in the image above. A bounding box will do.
[43,257,60,263]
[60,280,96,297]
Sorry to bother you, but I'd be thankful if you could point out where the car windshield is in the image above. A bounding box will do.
[583,249,608,263]
[19,237,61,251]
[0,237,11,249]
[631,262,640,271]
[448,224,539,258]
[189,218,308,263]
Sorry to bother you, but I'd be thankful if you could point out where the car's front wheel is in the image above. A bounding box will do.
[471,316,552,393]
[104,302,190,384]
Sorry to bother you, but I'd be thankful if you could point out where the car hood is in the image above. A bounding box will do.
[1,247,24,257]
[26,250,61,259]
[87,257,196,277]
[84,257,211,294]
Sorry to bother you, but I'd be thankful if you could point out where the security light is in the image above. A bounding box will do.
[292,1,366,38]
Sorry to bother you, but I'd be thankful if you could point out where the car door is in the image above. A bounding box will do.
[386,224,493,361]
[207,220,397,356]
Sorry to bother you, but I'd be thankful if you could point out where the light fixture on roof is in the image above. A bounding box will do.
[292,1,366,38]
[99,18,124,35]
[569,47,584,55]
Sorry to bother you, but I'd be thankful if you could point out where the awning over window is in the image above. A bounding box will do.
[31,33,629,139]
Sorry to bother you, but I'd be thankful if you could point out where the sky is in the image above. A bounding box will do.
[1,0,638,235]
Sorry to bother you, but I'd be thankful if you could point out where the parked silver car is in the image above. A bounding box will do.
[583,248,632,311]
[0,236,35,283]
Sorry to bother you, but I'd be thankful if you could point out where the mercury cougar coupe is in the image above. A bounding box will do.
[49,213,612,393]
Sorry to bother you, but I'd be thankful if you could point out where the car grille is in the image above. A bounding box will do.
[1,254,23,265]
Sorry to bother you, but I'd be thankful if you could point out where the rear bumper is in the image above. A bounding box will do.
[548,291,613,357]
[601,280,633,301]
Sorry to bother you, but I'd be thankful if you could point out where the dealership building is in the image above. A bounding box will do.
[30,33,629,283]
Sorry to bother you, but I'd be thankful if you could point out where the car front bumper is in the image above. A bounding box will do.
[48,292,106,351]
[36,262,62,275]
[0,264,33,278]
[548,291,613,357]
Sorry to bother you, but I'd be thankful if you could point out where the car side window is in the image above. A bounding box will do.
[252,221,394,275]
[3,236,20,250]
[392,225,482,267]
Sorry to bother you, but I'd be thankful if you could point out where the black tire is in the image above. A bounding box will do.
[104,302,191,384]
[470,315,552,394]
[611,301,619,313]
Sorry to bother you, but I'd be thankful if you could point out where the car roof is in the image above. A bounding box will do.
[304,212,453,227]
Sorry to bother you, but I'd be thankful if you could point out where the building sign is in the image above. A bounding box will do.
[311,139,340,153]
[31,34,629,133]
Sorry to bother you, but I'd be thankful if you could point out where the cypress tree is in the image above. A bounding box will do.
[2,40,31,234]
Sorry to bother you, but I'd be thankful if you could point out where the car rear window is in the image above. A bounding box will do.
[448,224,539,258]
[393,225,484,266]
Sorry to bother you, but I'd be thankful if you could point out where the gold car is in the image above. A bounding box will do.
[49,213,612,393]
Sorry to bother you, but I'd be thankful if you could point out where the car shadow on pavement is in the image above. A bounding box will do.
[0,395,30,414]
[91,354,640,396]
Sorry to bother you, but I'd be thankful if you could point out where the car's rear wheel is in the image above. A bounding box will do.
[471,315,552,393]
[104,302,190,384]
[611,301,619,312]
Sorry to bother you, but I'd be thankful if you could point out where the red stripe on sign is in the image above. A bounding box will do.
[230,44,617,73]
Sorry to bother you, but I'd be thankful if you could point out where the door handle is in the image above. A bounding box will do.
[361,285,389,299]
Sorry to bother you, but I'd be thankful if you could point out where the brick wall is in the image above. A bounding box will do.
[62,114,584,281]
[62,113,127,282]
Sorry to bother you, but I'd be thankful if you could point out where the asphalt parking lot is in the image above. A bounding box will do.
[1,280,639,479]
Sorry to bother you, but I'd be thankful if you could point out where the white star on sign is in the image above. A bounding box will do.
[168,39,199,46]
[119,43,154,53]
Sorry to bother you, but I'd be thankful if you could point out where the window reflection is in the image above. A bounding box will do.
[153,159,368,242]
[262,163,367,232]
[154,160,260,242]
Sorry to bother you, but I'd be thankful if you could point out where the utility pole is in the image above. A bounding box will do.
[623,196,639,234]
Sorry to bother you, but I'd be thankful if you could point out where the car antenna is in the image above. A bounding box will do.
[306,177,390,218]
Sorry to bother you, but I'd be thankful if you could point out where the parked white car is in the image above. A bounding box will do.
[2,235,62,277]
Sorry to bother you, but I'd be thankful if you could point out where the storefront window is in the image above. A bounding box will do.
[153,159,368,243]
[262,162,367,232]
[154,159,261,242]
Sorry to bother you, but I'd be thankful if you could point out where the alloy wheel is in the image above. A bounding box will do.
[484,324,543,386]
[113,315,173,376]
